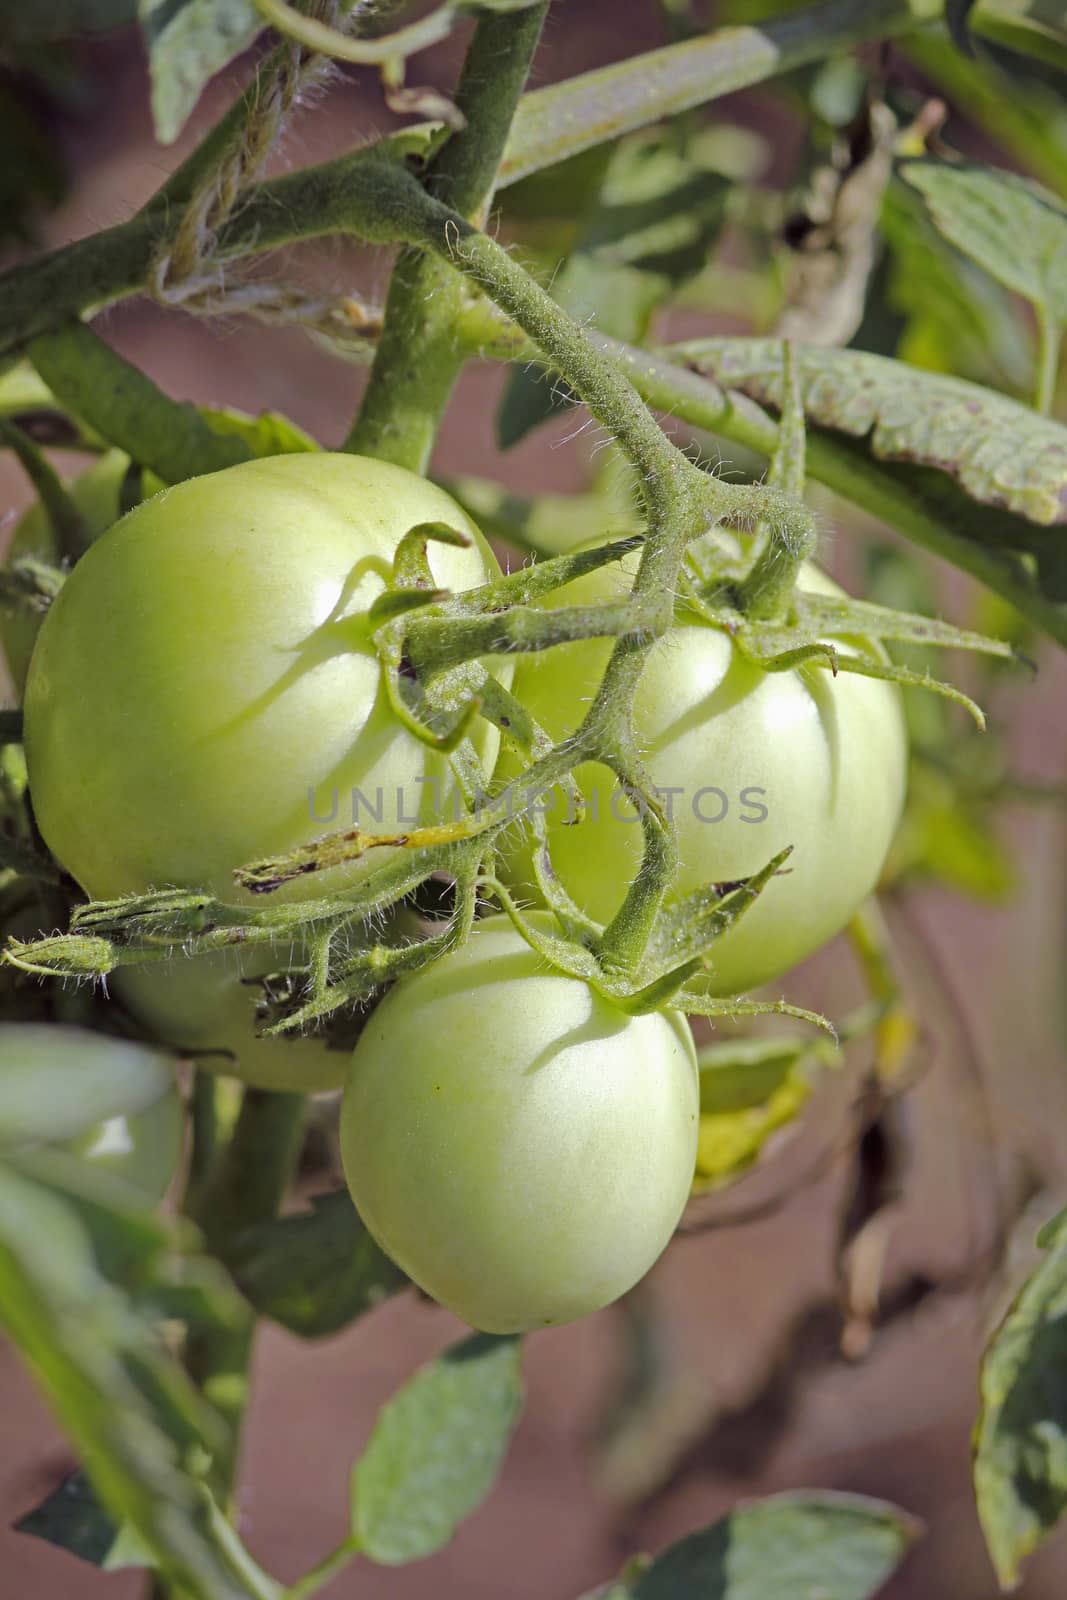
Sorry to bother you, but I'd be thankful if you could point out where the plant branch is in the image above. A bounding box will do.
[29,322,251,484]
[0,416,87,560]
[185,1090,306,1506]
[284,1536,360,1600]
[344,3,548,467]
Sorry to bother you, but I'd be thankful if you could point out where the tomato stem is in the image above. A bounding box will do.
[184,1087,306,1505]
[344,3,550,469]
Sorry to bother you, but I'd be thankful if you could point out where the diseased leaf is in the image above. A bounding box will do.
[351,1333,523,1565]
[139,0,266,144]
[231,1190,408,1340]
[581,1491,920,1600]
[975,1206,1067,1588]
[670,336,1067,525]
[902,161,1067,324]
[693,1034,834,1191]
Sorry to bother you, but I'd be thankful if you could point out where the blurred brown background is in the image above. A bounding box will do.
[2,4,1067,1596]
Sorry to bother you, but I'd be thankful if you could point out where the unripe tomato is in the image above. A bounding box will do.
[497,543,907,994]
[25,453,507,904]
[115,949,348,1095]
[2,449,131,694]
[23,453,509,1091]
[0,1022,183,1203]
[341,915,699,1334]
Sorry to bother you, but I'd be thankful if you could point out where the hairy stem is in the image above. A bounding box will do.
[344,3,548,467]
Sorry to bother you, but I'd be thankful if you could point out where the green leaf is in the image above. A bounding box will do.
[584,1491,920,1599]
[889,767,1016,901]
[139,0,266,144]
[902,161,1067,324]
[230,1190,408,1340]
[200,406,319,456]
[670,336,1067,526]
[15,1469,151,1572]
[0,1150,278,1599]
[974,1206,1067,1588]
[879,181,1035,393]
[351,1333,524,1565]
[972,1,1067,74]
[901,32,1067,203]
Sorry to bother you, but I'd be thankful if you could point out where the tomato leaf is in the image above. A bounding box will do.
[0,1150,277,1599]
[580,1491,919,1599]
[669,336,1067,526]
[901,161,1067,327]
[230,1189,408,1340]
[974,1205,1067,1588]
[15,1469,151,1572]
[139,0,267,145]
[350,1333,524,1564]
[694,1034,835,1191]
[878,182,1035,393]
[200,406,319,457]
[581,1491,920,1600]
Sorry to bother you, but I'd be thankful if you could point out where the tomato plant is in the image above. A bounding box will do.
[498,543,908,993]
[0,5,1062,1599]
[341,914,699,1333]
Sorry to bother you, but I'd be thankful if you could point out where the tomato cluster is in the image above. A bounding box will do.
[10,453,907,1329]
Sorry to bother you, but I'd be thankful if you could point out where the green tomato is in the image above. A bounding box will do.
[23,453,509,1091]
[341,915,699,1334]
[115,949,349,1095]
[497,544,908,995]
[2,449,131,694]
[0,1022,183,1203]
[25,452,507,903]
